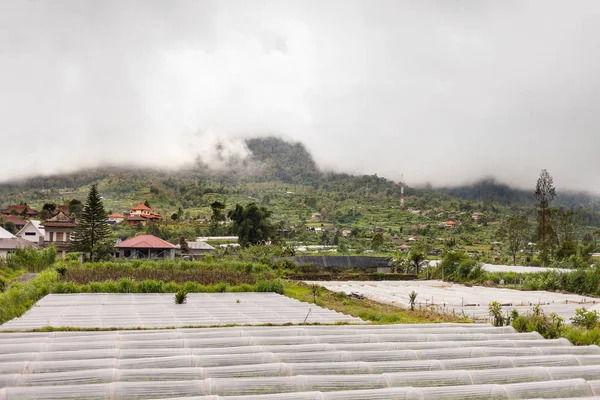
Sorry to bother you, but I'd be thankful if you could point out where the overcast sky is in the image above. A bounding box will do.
[1,1,599,191]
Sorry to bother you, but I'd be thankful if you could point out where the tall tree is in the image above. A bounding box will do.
[498,214,530,265]
[534,169,558,265]
[71,184,112,261]
[68,199,84,218]
[210,201,226,222]
[555,207,580,260]
[179,236,191,254]
[228,203,273,247]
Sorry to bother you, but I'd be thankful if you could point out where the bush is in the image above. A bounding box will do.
[511,306,563,339]
[0,269,58,324]
[6,247,57,273]
[571,307,599,329]
[174,289,188,304]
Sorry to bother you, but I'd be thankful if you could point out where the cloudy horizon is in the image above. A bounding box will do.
[1,1,599,192]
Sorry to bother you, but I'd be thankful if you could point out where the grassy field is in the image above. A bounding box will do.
[284,281,467,324]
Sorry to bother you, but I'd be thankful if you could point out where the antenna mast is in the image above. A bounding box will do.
[400,174,405,209]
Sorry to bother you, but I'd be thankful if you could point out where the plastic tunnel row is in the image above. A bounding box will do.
[3,363,600,389]
[4,353,600,375]
[0,377,600,399]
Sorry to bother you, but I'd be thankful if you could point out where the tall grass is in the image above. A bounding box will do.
[6,247,57,273]
[0,269,59,324]
[52,278,285,295]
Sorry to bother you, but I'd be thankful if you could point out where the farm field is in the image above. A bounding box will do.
[0,293,361,331]
[307,280,598,322]
[0,324,599,398]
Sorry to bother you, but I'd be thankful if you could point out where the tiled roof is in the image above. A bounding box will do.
[131,204,151,211]
[2,215,26,226]
[42,211,76,227]
[115,234,176,249]
[107,213,125,218]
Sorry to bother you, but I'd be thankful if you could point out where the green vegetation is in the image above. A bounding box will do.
[174,289,188,304]
[0,269,58,325]
[504,303,600,347]
[284,281,466,324]
[4,247,56,273]
[228,203,274,247]
[70,183,112,261]
[0,258,285,325]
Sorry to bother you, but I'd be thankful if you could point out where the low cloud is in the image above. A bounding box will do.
[1,1,599,191]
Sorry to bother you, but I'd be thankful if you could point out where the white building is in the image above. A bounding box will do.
[0,226,15,239]
[16,220,45,244]
[0,237,36,258]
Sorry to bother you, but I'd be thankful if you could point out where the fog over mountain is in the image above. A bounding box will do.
[1,1,599,191]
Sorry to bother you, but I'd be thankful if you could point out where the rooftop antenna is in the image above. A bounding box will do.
[400,174,406,208]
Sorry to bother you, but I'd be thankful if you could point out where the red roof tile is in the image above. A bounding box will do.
[115,234,175,249]
[131,204,152,211]
[2,215,26,225]
[108,212,125,218]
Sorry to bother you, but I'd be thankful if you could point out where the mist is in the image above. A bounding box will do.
[1,1,599,191]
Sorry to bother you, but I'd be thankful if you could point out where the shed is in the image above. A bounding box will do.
[176,241,216,258]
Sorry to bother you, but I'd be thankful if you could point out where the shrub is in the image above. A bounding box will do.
[174,289,188,304]
[6,247,57,273]
[571,307,599,329]
[489,302,506,327]
[118,278,134,293]
[409,291,418,311]
[511,306,563,339]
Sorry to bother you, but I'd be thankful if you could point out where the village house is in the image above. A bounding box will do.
[1,215,26,231]
[0,237,37,259]
[472,212,484,222]
[0,226,15,239]
[115,234,176,260]
[107,212,125,224]
[130,204,161,221]
[1,205,38,218]
[445,220,457,228]
[176,241,216,259]
[0,226,38,258]
[41,211,77,258]
[341,229,352,237]
[125,214,148,227]
[16,220,45,244]
[310,213,323,221]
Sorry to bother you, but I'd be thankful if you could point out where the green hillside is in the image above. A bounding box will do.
[1,136,599,265]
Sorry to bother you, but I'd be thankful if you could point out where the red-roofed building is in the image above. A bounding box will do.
[130,203,161,222]
[2,205,38,218]
[115,234,176,259]
[107,212,125,224]
[1,215,27,231]
[445,220,457,228]
[125,214,148,227]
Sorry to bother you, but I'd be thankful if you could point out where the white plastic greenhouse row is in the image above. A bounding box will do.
[0,294,362,330]
[426,262,573,275]
[481,264,572,274]
[307,281,598,321]
[1,324,599,398]
[0,375,600,399]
